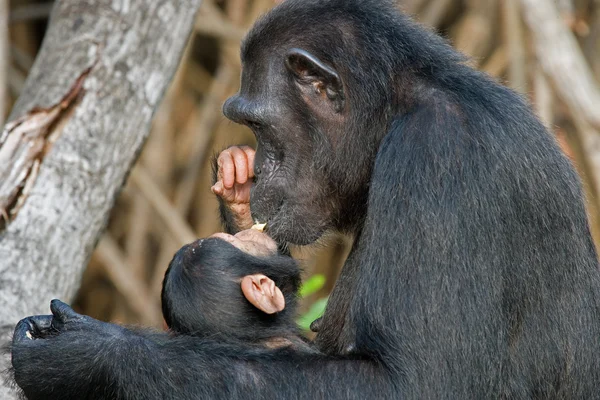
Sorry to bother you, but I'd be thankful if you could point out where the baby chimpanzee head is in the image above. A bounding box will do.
[162,234,301,343]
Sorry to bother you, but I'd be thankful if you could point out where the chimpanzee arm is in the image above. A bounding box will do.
[11,301,394,400]
[215,195,243,234]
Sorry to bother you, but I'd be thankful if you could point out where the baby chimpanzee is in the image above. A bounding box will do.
[161,229,310,349]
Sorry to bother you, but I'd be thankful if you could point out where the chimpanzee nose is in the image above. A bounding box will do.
[222,95,241,123]
[222,95,264,128]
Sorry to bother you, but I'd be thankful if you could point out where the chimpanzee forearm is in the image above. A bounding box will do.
[133,334,393,399]
[12,324,394,400]
[216,197,245,234]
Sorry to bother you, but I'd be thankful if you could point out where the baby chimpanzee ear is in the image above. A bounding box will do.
[241,274,285,314]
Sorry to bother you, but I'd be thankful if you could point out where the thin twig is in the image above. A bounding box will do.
[533,68,553,129]
[96,235,162,327]
[481,46,508,78]
[11,45,35,72]
[7,66,26,97]
[421,0,456,27]
[130,166,197,245]
[453,0,497,63]
[504,0,527,93]
[196,2,246,41]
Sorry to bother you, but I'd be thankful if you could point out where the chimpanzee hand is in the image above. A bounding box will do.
[211,146,255,230]
[11,299,127,398]
[12,299,109,342]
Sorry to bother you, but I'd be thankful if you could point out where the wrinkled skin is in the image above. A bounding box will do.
[210,229,278,258]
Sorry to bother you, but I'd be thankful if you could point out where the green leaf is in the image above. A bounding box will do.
[298,274,326,298]
[297,297,328,331]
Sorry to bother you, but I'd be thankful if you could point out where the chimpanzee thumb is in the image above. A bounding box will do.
[50,299,80,324]
[310,317,323,332]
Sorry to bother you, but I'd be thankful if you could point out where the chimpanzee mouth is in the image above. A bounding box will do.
[254,199,285,231]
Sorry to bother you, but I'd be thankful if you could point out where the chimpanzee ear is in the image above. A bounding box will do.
[285,48,345,112]
[241,274,285,314]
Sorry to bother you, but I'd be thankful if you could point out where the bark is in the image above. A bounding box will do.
[0,0,201,397]
[0,0,7,127]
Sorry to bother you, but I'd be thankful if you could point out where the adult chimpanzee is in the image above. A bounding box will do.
[10,0,600,398]
[162,229,310,350]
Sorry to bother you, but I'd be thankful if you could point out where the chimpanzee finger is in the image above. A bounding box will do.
[50,299,81,324]
[218,150,235,189]
[230,147,249,185]
[13,319,33,343]
[211,180,224,195]
[240,146,256,178]
[13,315,53,342]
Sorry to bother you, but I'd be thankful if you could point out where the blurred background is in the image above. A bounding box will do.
[2,0,599,331]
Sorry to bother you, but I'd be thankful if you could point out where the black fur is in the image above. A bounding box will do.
[161,237,301,342]
[10,0,600,398]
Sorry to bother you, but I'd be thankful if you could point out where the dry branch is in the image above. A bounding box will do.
[0,0,201,397]
[520,0,600,127]
[130,166,197,244]
[96,235,162,326]
[520,0,600,204]
[421,0,455,27]
[503,0,527,93]
[195,1,246,41]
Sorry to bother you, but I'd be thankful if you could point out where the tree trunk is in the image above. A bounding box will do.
[0,0,201,397]
[0,0,7,126]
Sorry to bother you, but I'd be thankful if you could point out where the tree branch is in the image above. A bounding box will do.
[520,0,600,128]
[520,0,600,209]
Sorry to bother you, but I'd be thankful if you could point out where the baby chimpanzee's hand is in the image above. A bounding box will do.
[211,146,255,230]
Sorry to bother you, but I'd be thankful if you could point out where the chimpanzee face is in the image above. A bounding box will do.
[223,45,348,245]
